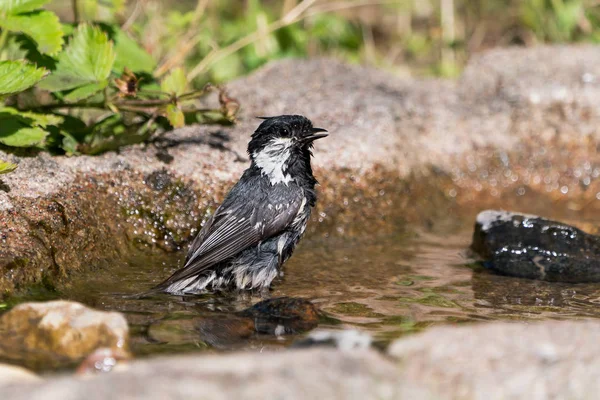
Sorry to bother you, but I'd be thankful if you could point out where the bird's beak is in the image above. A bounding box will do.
[300,127,328,144]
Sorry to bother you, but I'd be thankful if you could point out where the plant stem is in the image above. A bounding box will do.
[0,28,9,58]
[72,0,79,24]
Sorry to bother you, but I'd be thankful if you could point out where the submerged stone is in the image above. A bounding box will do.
[149,315,255,348]
[238,297,319,335]
[471,210,600,282]
[0,301,129,369]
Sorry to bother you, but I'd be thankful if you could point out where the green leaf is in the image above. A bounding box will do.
[0,11,64,55]
[0,107,63,127]
[0,108,58,147]
[0,126,47,146]
[209,53,243,83]
[38,24,115,92]
[161,68,187,96]
[80,0,125,21]
[111,27,156,73]
[165,104,184,128]
[0,60,48,95]
[0,160,17,175]
[63,80,108,102]
[0,0,49,15]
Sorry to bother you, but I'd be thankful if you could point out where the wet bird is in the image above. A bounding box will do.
[154,115,327,294]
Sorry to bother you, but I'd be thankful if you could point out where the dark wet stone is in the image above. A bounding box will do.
[148,315,255,348]
[471,210,600,282]
[238,297,319,335]
[195,315,255,346]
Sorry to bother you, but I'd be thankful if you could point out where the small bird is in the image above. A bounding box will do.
[154,115,327,294]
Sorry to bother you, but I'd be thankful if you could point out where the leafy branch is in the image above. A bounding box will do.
[0,0,238,172]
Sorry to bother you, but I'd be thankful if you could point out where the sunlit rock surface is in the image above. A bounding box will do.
[0,301,129,369]
[472,209,600,282]
[1,349,423,400]
[388,320,600,399]
[0,364,40,387]
[7,320,600,399]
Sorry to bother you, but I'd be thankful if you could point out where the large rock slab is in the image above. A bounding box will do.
[0,301,129,369]
[2,45,600,295]
[0,349,426,399]
[0,364,40,386]
[389,320,600,399]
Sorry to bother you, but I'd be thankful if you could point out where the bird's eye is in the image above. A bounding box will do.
[282,128,290,136]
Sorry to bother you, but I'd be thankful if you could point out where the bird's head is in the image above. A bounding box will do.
[248,115,327,185]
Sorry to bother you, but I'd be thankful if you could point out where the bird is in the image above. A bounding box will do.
[153,115,327,295]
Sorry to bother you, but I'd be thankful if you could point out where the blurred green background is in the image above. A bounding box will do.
[42,0,600,85]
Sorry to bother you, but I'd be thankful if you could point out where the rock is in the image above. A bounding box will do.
[238,297,319,335]
[149,315,255,348]
[149,298,318,348]
[0,364,40,386]
[388,320,600,399]
[1,348,425,400]
[471,210,600,282]
[292,329,373,351]
[0,301,129,369]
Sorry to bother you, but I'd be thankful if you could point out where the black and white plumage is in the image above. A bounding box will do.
[154,115,327,294]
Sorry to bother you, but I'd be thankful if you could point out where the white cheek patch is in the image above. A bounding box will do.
[253,138,294,185]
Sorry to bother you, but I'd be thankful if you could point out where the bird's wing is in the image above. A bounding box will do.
[156,186,304,288]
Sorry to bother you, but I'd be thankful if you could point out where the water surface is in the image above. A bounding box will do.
[9,204,600,363]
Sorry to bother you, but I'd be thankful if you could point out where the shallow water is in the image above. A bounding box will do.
[8,202,600,366]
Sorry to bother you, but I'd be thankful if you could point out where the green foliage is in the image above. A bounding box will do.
[0,60,47,95]
[0,0,63,56]
[0,159,17,174]
[111,27,156,74]
[161,67,187,96]
[0,0,236,174]
[38,24,115,92]
[0,0,50,14]
[520,0,586,42]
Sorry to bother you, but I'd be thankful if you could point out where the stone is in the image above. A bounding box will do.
[1,348,427,399]
[388,320,600,399]
[238,297,319,335]
[0,364,40,386]
[149,315,256,348]
[472,209,600,282]
[0,301,129,369]
[149,298,318,348]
